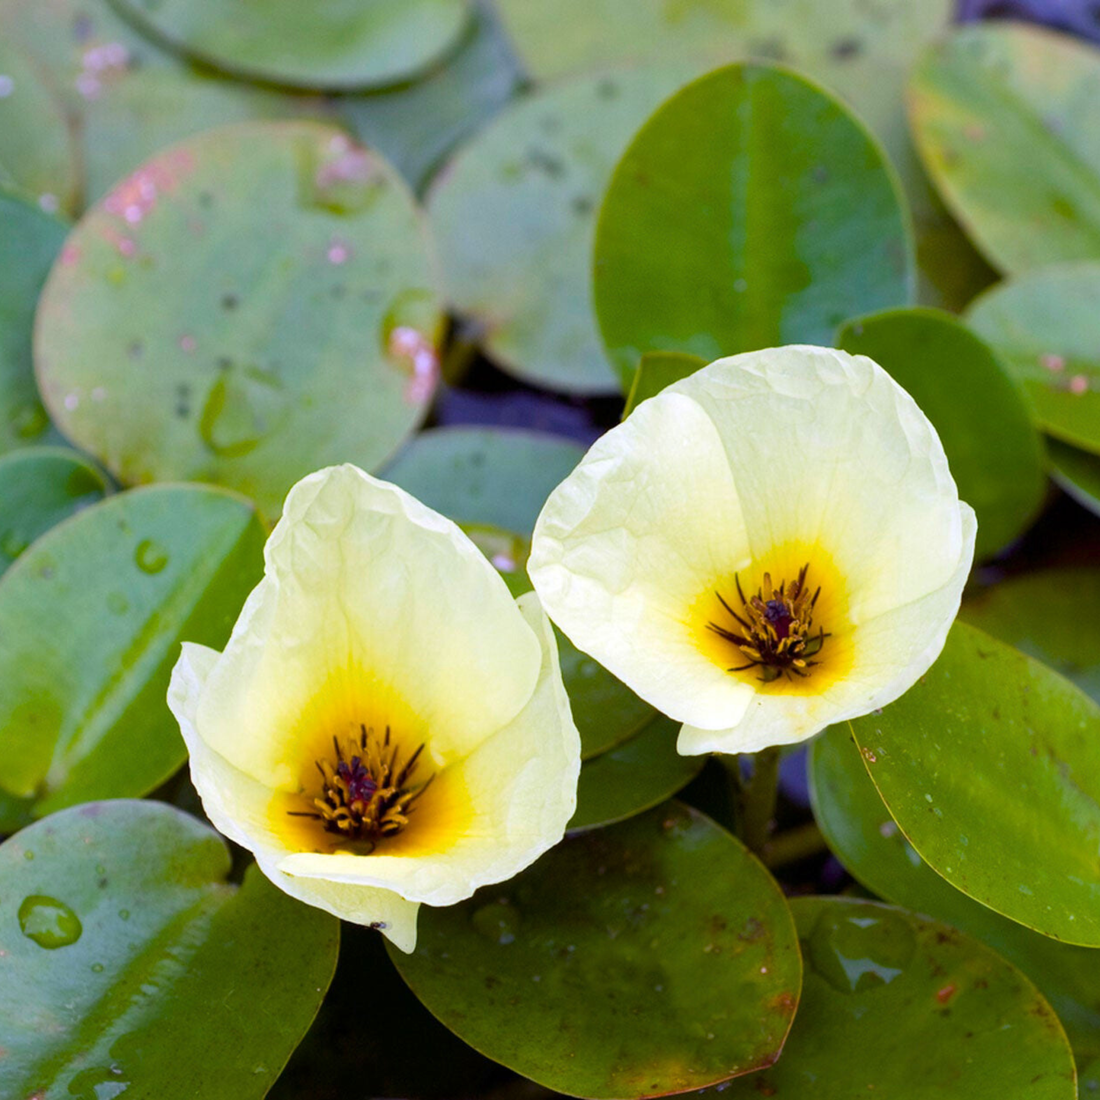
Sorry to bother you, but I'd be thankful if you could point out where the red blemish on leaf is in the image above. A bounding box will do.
[936,983,956,1004]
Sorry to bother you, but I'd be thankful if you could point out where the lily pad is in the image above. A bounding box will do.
[36,122,443,520]
[810,725,1100,1062]
[430,65,701,395]
[961,568,1100,704]
[389,802,800,1099]
[719,897,1076,1099]
[594,63,914,387]
[0,800,338,1100]
[1048,439,1100,516]
[837,308,1045,559]
[335,1,523,193]
[849,620,1100,946]
[381,426,583,535]
[967,261,1100,454]
[80,66,322,207]
[623,351,706,415]
[909,22,1100,275]
[0,36,79,214]
[0,484,265,816]
[0,191,67,454]
[0,447,109,574]
[111,0,471,90]
[570,715,705,831]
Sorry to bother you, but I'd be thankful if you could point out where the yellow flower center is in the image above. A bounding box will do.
[287,725,434,853]
[708,564,828,683]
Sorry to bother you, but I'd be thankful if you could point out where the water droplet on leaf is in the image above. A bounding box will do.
[806,905,915,994]
[134,538,168,574]
[472,900,520,945]
[18,895,83,948]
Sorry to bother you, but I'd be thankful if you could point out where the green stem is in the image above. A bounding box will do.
[740,746,780,858]
[763,822,828,869]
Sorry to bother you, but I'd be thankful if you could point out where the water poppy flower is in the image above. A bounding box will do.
[168,465,580,952]
[528,346,976,756]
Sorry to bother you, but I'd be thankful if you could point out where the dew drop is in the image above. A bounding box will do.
[23,849,34,860]
[91,962,105,973]
[806,904,915,994]
[134,538,168,574]
[199,365,287,458]
[18,895,83,948]
[66,1064,130,1099]
[471,900,520,945]
[118,908,130,920]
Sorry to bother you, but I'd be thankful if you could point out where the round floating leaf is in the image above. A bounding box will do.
[837,307,1045,559]
[570,715,705,831]
[381,426,583,535]
[595,63,914,387]
[850,621,1100,945]
[112,0,470,90]
[1049,439,1100,517]
[0,447,109,574]
[431,66,700,395]
[718,897,1076,1099]
[623,351,706,416]
[0,191,67,454]
[0,484,265,816]
[0,37,78,213]
[80,66,321,207]
[967,261,1100,454]
[810,724,1100,1062]
[961,568,1100,704]
[36,122,443,519]
[909,22,1100,275]
[389,803,800,1099]
[0,800,339,1099]
[336,3,523,193]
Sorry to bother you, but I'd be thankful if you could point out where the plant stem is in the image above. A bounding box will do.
[763,822,828,869]
[740,746,780,858]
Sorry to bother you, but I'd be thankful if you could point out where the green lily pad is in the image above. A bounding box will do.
[335,1,523,194]
[0,191,67,454]
[594,63,914,388]
[430,65,702,395]
[810,724,1100,1062]
[111,0,471,90]
[80,66,322,207]
[837,308,1045,559]
[36,122,443,520]
[850,620,1100,946]
[909,22,1100,276]
[0,484,265,816]
[570,715,705,831]
[0,447,109,574]
[967,261,1100,454]
[961,568,1100,704]
[0,37,79,214]
[389,802,800,1098]
[623,351,706,415]
[381,426,583,535]
[719,897,1076,1099]
[1048,439,1100,516]
[0,800,339,1100]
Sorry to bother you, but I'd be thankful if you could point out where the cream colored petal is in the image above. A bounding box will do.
[677,505,977,755]
[677,346,969,622]
[195,465,542,788]
[528,391,757,729]
[278,591,581,906]
[169,641,421,950]
[254,851,421,953]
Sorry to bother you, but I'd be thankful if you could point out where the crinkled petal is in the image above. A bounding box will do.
[277,591,581,906]
[677,504,977,754]
[528,391,756,729]
[195,465,542,787]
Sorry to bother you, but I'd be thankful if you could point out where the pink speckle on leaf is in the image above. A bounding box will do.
[327,240,351,265]
[179,335,196,353]
[118,237,136,257]
[1040,353,1065,373]
[1070,374,1089,395]
[389,326,439,404]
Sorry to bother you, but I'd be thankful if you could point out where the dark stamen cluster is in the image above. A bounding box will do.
[288,725,433,850]
[708,563,828,683]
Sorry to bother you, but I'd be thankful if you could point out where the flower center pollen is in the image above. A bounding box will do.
[708,563,829,683]
[288,725,433,851]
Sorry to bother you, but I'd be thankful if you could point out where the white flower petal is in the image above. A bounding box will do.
[528,391,756,729]
[277,591,580,905]
[195,465,542,788]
